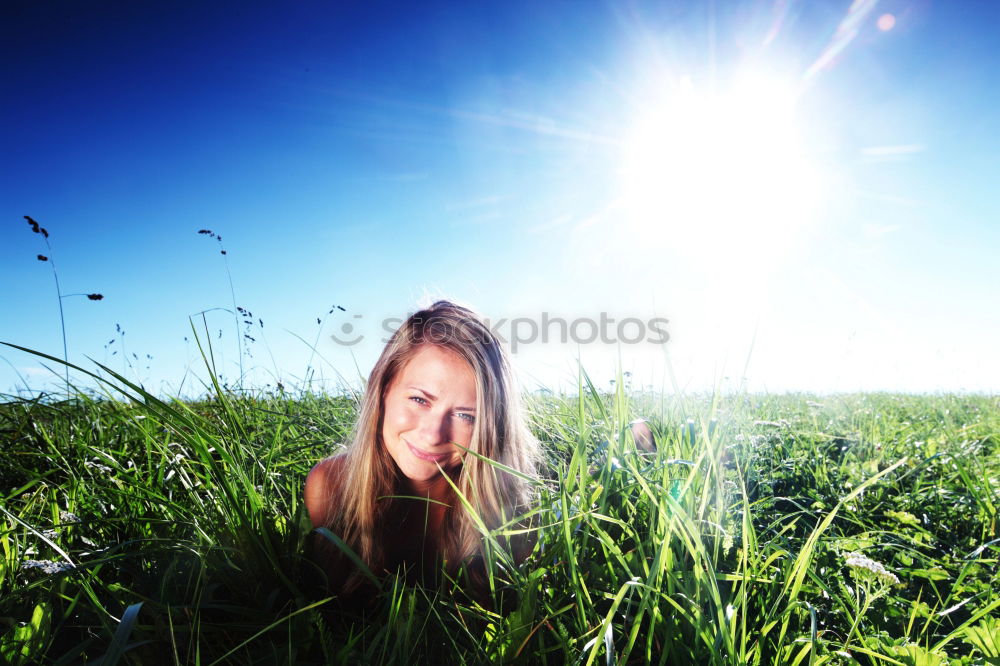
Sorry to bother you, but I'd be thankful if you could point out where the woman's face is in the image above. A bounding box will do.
[381,345,477,490]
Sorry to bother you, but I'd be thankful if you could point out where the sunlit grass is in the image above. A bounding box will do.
[0,351,998,664]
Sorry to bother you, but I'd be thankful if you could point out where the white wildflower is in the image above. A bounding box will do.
[735,433,768,446]
[60,511,81,524]
[40,529,59,540]
[753,419,791,428]
[845,552,900,586]
[85,460,112,474]
[22,559,75,575]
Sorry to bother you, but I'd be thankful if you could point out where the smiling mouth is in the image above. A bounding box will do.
[405,440,451,463]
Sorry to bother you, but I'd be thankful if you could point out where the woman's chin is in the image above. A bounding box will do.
[398,461,442,484]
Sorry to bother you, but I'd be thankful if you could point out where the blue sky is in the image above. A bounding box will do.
[2,0,998,397]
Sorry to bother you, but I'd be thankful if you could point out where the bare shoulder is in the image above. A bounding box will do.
[304,453,347,528]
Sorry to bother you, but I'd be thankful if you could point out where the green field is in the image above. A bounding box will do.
[1,368,998,664]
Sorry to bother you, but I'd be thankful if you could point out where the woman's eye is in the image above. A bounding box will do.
[409,396,473,423]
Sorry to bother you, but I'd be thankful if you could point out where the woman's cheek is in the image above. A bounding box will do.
[453,426,472,462]
[387,400,410,430]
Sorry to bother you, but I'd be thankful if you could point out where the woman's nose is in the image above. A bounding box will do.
[417,411,452,446]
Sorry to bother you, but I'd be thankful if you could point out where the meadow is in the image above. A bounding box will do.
[1,357,998,664]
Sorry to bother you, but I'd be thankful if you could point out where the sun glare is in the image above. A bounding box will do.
[617,72,823,277]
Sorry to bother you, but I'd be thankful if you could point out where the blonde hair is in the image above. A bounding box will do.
[329,300,539,589]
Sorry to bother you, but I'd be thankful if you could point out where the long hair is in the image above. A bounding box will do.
[328,299,539,590]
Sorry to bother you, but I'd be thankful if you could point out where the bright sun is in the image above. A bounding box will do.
[617,71,823,274]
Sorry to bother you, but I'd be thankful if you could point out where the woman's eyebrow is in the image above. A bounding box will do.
[407,386,476,412]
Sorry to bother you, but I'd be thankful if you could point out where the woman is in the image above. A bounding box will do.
[304,300,540,600]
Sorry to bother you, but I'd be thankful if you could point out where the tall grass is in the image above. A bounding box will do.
[1,346,998,664]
